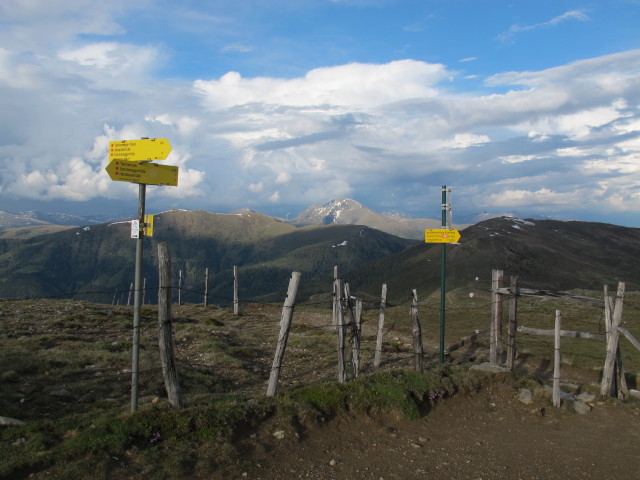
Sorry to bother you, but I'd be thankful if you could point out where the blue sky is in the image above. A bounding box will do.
[0,0,639,225]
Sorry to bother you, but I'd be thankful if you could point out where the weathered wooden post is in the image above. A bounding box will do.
[142,278,146,305]
[127,283,133,306]
[233,265,239,315]
[204,267,209,307]
[158,243,182,407]
[490,269,504,364]
[332,266,339,327]
[334,278,347,383]
[351,298,363,378]
[411,289,424,372]
[178,270,182,305]
[601,282,625,398]
[553,310,561,408]
[373,283,387,369]
[266,271,301,397]
[506,276,518,370]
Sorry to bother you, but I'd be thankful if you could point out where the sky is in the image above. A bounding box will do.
[0,0,639,226]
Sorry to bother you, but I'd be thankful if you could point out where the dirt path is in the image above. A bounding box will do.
[231,380,640,480]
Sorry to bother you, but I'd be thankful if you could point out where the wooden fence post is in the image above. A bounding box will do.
[506,276,518,370]
[332,266,339,327]
[601,282,625,398]
[553,310,561,408]
[142,278,146,305]
[158,243,182,407]
[112,288,118,306]
[233,265,239,315]
[411,289,424,372]
[178,270,182,305]
[490,269,504,364]
[204,267,209,307]
[127,283,133,306]
[374,283,387,368]
[335,278,347,383]
[266,271,301,397]
[351,298,362,378]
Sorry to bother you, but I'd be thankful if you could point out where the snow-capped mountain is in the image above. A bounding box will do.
[292,198,446,240]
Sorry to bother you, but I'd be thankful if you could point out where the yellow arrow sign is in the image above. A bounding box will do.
[425,228,461,243]
[109,138,172,162]
[105,160,179,187]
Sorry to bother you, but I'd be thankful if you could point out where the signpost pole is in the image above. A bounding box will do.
[439,186,447,364]
[131,182,146,412]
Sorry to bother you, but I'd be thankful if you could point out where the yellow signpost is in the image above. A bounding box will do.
[105,159,179,187]
[105,137,178,413]
[109,138,172,162]
[424,228,461,244]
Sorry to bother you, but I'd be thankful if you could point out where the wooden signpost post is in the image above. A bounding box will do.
[105,137,178,412]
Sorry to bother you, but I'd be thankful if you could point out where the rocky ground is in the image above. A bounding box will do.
[232,377,640,480]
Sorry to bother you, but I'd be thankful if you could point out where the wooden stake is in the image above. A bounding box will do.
[351,298,362,378]
[601,282,625,398]
[204,267,209,307]
[373,283,387,368]
[178,270,182,305]
[158,243,182,407]
[127,283,133,306]
[334,278,347,383]
[233,265,239,315]
[506,276,518,370]
[411,289,424,372]
[490,269,504,364]
[553,310,561,408]
[266,271,301,397]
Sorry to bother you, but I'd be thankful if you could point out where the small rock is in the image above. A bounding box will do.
[410,443,422,449]
[518,388,534,405]
[418,436,429,443]
[627,389,640,400]
[573,400,591,415]
[576,392,596,403]
[329,459,338,466]
[0,416,25,426]
[273,430,285,440]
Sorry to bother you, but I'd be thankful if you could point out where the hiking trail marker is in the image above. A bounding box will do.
[109,138,172,162]
[424,228,461,244]
[105,137,178,413]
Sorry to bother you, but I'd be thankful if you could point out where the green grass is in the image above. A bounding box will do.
[0,365,492,479]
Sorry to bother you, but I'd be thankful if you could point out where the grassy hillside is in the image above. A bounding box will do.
[0,211,415,303]
[346,217,640,303]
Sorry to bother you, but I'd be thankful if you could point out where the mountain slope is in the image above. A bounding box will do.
[0,210,415,302]
[344,217,640,302]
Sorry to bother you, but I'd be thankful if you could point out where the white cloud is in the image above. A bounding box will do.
[498,10,589,42]
[0,0,637,225]
[194,59,448,109]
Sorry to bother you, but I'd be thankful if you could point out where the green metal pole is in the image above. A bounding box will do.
[440,186,447,364]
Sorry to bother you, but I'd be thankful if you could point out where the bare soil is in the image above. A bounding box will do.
[229,378,640,480]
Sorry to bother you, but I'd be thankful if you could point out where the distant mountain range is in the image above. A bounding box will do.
[0,199,459,240]
[0,208,637,304]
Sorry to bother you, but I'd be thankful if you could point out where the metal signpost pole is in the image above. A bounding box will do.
[131,182,146,412]
[440,186,447,364]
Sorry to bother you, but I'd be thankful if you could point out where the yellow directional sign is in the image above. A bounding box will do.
[109,138,172,162]
[105,160,179,187]
[144,214,154,237]
[425,228,461,243]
